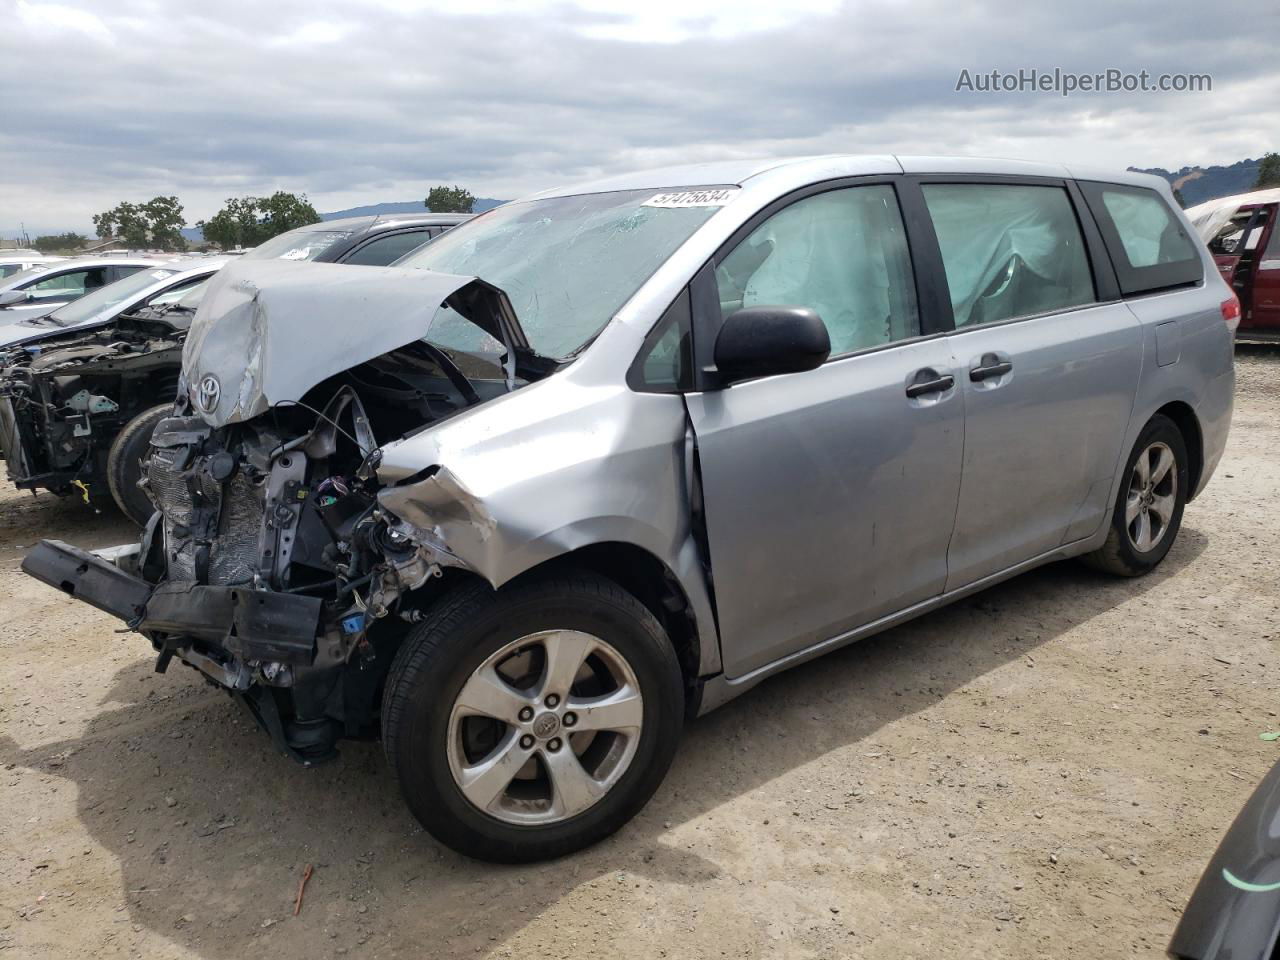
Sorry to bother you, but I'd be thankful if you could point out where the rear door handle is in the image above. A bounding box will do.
[969,359,1012,382]
[905,373,955,398]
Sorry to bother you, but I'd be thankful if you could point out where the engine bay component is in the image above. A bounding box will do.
[0,312,185,511]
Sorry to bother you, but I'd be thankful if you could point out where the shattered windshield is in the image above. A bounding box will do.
[43,268,179,326]
[396,187,733,359]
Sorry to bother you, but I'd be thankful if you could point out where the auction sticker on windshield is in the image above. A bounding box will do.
[642,188,740,208]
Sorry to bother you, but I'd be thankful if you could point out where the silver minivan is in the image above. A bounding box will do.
[25,156,1235,862]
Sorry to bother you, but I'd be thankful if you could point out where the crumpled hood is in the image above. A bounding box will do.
[182,259,507,427]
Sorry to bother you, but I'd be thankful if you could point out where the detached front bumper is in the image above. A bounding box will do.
[23,539,342,763]
[21,539,322,666]
[24,537,322,708]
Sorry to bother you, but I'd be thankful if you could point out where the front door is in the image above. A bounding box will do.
[918,180,1143,588]
[684,182,964,679]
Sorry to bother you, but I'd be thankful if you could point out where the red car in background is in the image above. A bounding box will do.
[1190,189,1280,341]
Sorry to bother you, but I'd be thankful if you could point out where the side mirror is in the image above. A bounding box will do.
[0,290,30,308]
[712,306,830,386]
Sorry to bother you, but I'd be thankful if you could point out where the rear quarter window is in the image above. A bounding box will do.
[1079,183,1203,296]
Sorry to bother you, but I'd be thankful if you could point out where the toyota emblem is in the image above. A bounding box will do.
[195,374,221,414]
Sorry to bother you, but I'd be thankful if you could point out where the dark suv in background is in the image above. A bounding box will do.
[239,212,472,265]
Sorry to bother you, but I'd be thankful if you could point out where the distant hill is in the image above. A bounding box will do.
[1129,157,1264,208]
[179,197,505,245]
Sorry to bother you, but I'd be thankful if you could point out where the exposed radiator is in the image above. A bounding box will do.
[149,446,264,586]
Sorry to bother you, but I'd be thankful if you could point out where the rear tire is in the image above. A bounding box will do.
[107,404,169,526]
[381,570,684,863]
[1082,414,1188,577]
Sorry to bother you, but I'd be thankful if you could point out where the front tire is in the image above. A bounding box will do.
[106,404,169,526]
[1083,414,1188,577]
[381,571,684,863]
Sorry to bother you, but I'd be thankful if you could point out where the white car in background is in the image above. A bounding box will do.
[0,256,166,320]
[0,256,229,349]
[0,253,66,280]
[0,257,230,520]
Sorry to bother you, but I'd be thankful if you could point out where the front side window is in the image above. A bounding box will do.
[398,188,728,359]
[26,267,109,298]
[343,229,432,266]
[630,291,692,392]
[923,183,1095,327]
[146,275,206,308]
[43,268,179,326]
[714,185,920,356]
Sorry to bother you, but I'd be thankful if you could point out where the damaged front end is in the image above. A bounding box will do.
[23,260,551,763]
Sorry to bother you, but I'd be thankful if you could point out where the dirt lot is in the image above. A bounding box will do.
[2,349,1278,960]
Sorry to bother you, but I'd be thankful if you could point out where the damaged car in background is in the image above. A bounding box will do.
[0,258,225,522]
[24,157,1234,863]
[0,215,469,525]
[0,255,167,319]
[1188,187,1280,342]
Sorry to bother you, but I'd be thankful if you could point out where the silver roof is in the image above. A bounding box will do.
[525,154,1171,201]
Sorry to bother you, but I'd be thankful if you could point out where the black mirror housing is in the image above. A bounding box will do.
[712,306,830,386]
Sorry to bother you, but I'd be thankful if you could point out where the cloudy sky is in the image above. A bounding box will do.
[1,0,1276,235]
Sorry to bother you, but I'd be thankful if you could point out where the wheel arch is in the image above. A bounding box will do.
[518,541,705,690]
[391,537,717,713]
[1153,400,1204,500]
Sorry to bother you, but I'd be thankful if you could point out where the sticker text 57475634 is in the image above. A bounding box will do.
[642,188,740,209]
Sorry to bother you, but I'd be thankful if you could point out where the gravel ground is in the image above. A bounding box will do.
[2,347,1278,959]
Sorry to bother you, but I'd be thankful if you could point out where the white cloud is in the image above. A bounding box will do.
[269,20,351,46]
[15,0,114,44]
[0,0,1273,234]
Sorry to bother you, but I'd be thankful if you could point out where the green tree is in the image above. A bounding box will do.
[257,191,321,235]
[31,232,88,253]
[198,196,265,250]
[197,192,321,250]
[141,196,187,251]
[93,196,187,251]
[424,185,475,213]
[1172,188,1186,208]
[1254,152,1280,189]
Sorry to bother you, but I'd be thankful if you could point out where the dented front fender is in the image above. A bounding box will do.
[374,367,721,676]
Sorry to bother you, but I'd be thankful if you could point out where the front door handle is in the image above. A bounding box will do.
[905,373,955,398]
[969,358,1013,382]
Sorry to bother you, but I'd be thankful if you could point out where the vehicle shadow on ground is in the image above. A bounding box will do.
[0,526,1208,958]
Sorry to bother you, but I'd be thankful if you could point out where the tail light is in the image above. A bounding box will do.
[1221,294,1241,334]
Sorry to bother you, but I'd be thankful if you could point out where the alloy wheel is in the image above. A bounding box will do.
[445,629,644,825]
[1125,440,1178,553]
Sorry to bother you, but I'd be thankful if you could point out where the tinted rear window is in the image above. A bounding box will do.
[1080,183,1203,296]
